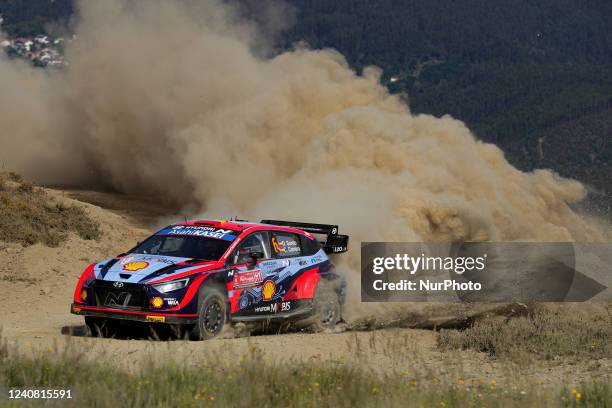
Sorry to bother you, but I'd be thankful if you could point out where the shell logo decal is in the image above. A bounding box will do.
[150,297,164,308]
[262,280,276,301]
[123,261,149,272]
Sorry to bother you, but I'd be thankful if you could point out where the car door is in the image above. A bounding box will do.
[253,231,305,313]
[227,231,277,315]
[229,230,297,317]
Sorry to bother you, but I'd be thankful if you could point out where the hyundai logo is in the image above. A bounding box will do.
[113,282,124,288]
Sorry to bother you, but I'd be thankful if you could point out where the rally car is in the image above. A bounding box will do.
[70,219,349,340]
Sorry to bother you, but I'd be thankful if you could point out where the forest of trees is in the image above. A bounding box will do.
[1,0,610,209]
[0,0,72,36]
[279,0,612,210]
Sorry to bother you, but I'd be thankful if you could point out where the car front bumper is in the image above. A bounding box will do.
[70,303,198,324]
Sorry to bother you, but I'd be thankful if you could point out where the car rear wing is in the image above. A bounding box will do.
[260,220,349,254]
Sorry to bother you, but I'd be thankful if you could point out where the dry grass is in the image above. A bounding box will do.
[0,173,100,247]
[437,306,612,362]
[0,333,609,407]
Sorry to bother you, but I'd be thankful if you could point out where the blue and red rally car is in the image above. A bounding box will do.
[71,219,348,339]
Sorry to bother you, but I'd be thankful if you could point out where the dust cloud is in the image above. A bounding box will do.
[0,0,607,248]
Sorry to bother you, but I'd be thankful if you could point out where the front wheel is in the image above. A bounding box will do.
[189,286,227,340]
[85,316,118,338]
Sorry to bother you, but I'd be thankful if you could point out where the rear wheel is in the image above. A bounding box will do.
[189,285,227,340]
[310,281,341,331]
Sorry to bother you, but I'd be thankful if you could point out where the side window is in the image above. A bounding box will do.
[299,234,321,256]
[271,232,302,258]
[230,232,271,265]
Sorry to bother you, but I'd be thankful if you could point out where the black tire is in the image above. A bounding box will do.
[85,316,117,338]
[310,280,342,331]
[189,285,227,340]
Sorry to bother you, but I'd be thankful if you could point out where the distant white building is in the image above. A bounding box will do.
[389,76,400,83]
[35,35,50,45]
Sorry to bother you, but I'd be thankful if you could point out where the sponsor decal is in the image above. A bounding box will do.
[72,307,81,314]
[233,270,263,288]
[262,280,276,301]
[120,256,134,263]
[141,256,176,265]
[146,315,165,323]
[272,236,286,253]
[165,298,179,306]
[113,282,124,288]
[150,296,164,308]
[310,255,324,264]
[254,301,291,313]
[285,242,301,254]
[105,292,130,307]
[259,259,289,274]
[123,261,149,272]
[272,236,301,255]
[158,226,237,241]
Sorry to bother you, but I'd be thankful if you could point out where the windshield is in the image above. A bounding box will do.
[131,235,232,261]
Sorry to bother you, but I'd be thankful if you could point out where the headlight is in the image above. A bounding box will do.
[152,278,189,293]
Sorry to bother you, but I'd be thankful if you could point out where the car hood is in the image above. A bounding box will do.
[97,254,217,284]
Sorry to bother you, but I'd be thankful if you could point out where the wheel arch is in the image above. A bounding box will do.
[198,272,230,319]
